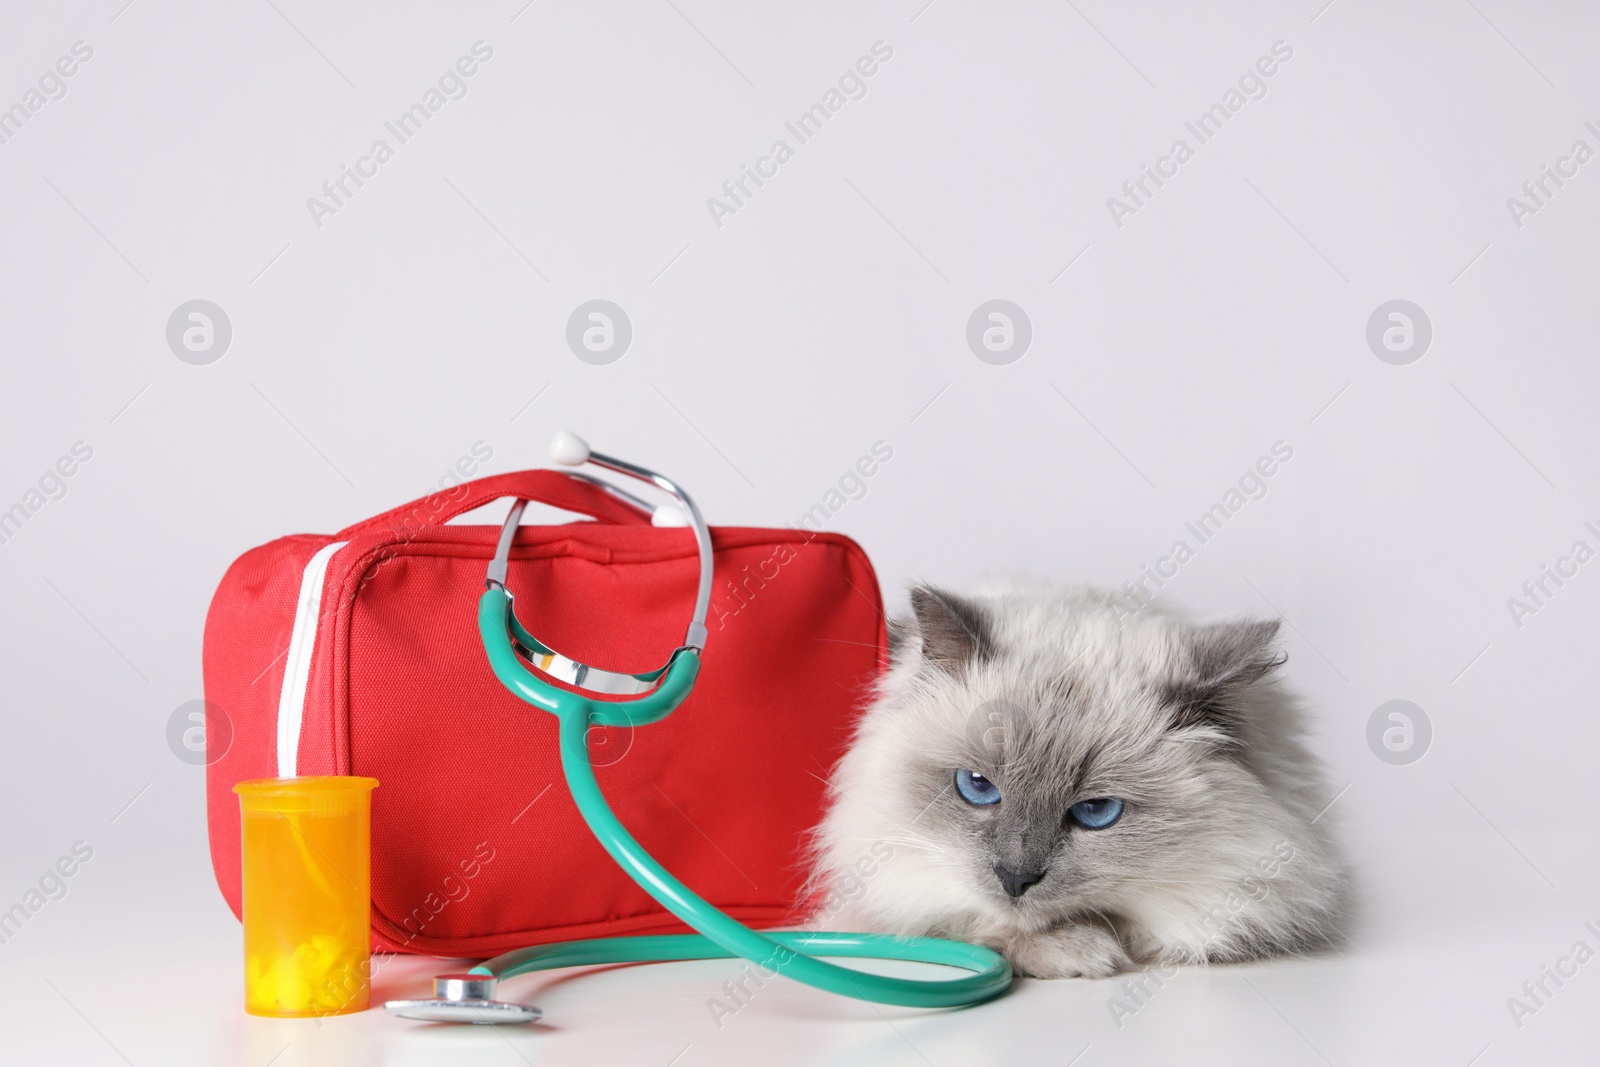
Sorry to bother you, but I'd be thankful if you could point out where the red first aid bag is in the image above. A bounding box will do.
[203,469,886,956]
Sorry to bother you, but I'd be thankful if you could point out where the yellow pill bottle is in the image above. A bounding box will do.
[234,777,379,1017]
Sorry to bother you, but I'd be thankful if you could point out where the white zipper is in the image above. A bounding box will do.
[276,541,347,778]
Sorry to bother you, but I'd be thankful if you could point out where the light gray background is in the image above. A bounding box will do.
[2,0,1596,1064]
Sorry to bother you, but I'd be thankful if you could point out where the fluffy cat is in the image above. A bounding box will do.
[809,581,1345,979]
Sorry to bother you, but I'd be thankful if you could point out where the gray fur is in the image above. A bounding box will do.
[909,585,994,667]
[808,580,1347,979]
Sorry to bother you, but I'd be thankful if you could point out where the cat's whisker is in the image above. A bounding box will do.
[808,637,885,651]
[877,836,949,856]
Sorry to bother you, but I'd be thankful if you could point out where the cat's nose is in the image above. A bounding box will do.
[994,864,1046,898]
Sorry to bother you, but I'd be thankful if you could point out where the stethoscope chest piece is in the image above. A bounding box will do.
[385,974,541,1025]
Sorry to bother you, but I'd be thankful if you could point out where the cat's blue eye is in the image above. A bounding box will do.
[1068,797,1124,829]
[954,769,1001,806]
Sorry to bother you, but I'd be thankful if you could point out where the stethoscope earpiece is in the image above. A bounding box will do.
[651,502,689,527]
[549,430,591,466]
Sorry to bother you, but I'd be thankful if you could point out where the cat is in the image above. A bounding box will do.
[808,581,1346,979]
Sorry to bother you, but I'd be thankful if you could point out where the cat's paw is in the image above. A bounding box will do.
[1001,923,1132,979]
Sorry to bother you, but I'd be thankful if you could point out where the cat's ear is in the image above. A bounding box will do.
[1167,619,1285,732]
[908,585,992,670]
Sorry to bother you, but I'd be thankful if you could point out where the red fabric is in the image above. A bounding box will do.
[203,471,886,956]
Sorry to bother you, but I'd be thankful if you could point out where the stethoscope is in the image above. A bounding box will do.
[385,432,1011,1024]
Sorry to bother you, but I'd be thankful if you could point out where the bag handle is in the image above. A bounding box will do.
[337,469,652,540]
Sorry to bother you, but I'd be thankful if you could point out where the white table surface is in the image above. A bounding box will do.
[2,823,1592,1066]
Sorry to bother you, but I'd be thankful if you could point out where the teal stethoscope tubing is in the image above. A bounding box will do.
[474,586,1012,1008]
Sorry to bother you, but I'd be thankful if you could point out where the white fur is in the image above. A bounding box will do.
[807,582,1346,979]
